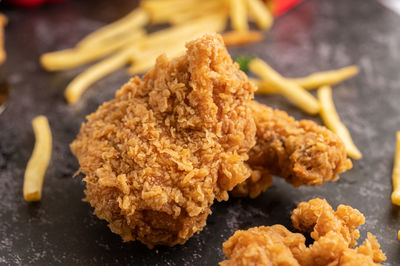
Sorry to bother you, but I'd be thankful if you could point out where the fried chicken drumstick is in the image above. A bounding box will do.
[233,101,353,198]
[70,34,256,248]
[221,198,386,266]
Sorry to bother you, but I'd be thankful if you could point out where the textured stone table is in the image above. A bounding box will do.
[1,0,400,264]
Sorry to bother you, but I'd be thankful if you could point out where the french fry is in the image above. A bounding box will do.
[0,13,7,65]
[253,66,359,94]
[129,45,185,74]
[40,30,145,71]
[141,0,196,9]
[229,0,248,32]
[142,0,201,24]
[318,85,362,159]
[252,79,277,94]
[249,78,276,94]
[138,13,227,51]
[249,58,320,115]
[77,8,148,48]
[168,1,226,25]
[391,131,400,206]
[247,0,273,30]
[128,13,227,65]
[129,16,227,74]
[288,66,359,89]
[222,30,263,46]
[23,116,52,202]
[141,0,200,12]
[65,46,138,104]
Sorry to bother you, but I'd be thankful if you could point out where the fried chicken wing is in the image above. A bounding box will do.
[221,198,386,266]
[232,101,353,198]
[70,34,256,248]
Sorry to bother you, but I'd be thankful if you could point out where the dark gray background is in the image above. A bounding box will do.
[1,0,399,265]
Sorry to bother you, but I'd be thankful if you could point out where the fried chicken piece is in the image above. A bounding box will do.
[221,225,306,266]
[291,198,364,247]
[221,198,386,266]
[232,101,353,198]
[0,14,7,65]
[70,34,256,248]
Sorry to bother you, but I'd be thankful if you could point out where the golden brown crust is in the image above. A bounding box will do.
[221,198,386,266]
[0,13,7,65]
[233,101,352,198]
[291,198,365,247]
[221,225,305,266]
[230,167,272,198]
[70,34,256,248]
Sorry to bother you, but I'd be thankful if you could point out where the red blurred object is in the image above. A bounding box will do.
[274,0,303,16]
[9,0,66,8]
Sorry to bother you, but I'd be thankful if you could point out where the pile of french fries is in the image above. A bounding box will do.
[249,58,362,160]
[41,0,275,104]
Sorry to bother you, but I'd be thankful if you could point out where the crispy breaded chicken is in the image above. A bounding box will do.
[221,198,386,266]
[233,101,353,198]
[70,34,256,248]
[71,32,354,247]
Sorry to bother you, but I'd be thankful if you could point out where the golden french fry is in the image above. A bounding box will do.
[65,46,138,104]
[249,58,320,115]
[222,30,263,46]
[0,13,7,65]
[168,1,225,25]
[23,116,52,202]
[288,66,359,89]
[40,30,145,71]
[247,0,273,30]
[127,13,227,67]
[141,0,200,11]
[142,0,201,24]
[250,78,276,94]
[391,131,400,206]
[138,13,227,51]
[129,16,226,74]
[229,0,248,32]
[129,45,185,74]
[318,85,362,159]
[253,65,359,94]
[77,8,148,48]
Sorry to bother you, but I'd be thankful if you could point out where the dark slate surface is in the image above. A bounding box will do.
[1,0,400,265]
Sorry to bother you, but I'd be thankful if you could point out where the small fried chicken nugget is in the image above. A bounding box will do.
[221,198,386,266]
